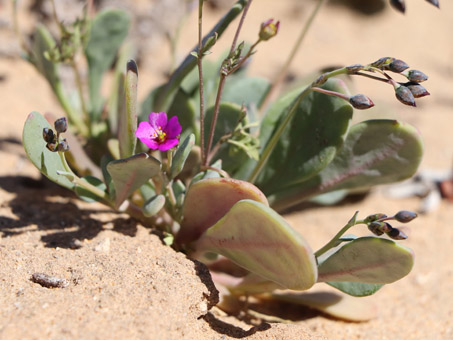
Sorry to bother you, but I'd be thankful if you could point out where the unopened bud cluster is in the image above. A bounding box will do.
[42,117,70,152]
[364,210,417,240]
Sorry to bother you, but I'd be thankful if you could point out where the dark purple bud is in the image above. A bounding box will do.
[56,139,70,152]
[395,85,416,106]
[426,0,439,8]
[43,127,55,144]
[54,117,68,134]
[371,57,394,68]
[368,222,384,236]
[46,142,58,152]
[364,213,388,223]
[349,94,375,110]
[390,0,406,13]
[406,83,430,98]
[394,210,417,223]
[388,59,409,73]
[386,227,408,240]
[404,69,428,82]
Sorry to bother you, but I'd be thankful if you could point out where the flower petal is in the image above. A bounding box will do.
[158,138,179,151]
[148,112,167,130]
[166,116,182,138]
[141,138,161,150]
[135,121,152,139]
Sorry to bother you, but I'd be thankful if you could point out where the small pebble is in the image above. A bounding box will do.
[30,273,69,288]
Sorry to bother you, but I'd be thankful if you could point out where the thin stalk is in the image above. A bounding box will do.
[204,0,253,166]
[315,211,365,258]
[247,67,348,184]
[197,0,207,165]
[356,71,392,84]
[311,87,349,100]
[259,0,328,114]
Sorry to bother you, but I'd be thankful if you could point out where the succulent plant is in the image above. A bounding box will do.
[19,0,434,321]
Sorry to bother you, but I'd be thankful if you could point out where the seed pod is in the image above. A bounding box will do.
[395,85,416,106]
[386,227,408,240]
[390,0,406,13]
[394,210,417,223]
[406,83,430,98]
[349,94,374,110]
[43,127,55,144]
[404,69,428,83]
[388,59,409,73]
[54,117,68,133]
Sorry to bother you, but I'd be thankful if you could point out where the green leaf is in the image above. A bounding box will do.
[22,112,74,190]
[204,102,244,148]
[326,281,384,297]
[257,78,353,195]
[317,237,414,284]
[119,60,138,158]
[85,9,130,120]
[170,134,195,179]
[178,177,268,244]
[107,153,161,209]
[196,200,317,290]
[167,90,198,142]
[100,154,115,197]
[143,194,166,217]
[75,176,107,203]
[269,119,424,211]
[222,76,270,112]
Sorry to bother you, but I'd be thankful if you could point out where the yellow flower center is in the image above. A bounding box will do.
[153,126,167,143]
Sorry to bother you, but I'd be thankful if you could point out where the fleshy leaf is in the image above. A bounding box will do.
[269,119,424,211]
[326,281,384,297]
[195,200,317,290]
[118,60,138,158]
[85,9,130,120]
[107,153,161,209]
[177,178,268,244]
[317,236,414,284]
[222,76,270,112]
[170,134,195,179]
[256,78,353,195]
[75,176,107,203]
[22,112,74,190]
[143,194,166,217]
[268,291,377,322]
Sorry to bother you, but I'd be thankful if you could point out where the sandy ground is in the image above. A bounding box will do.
[1,0,453,339]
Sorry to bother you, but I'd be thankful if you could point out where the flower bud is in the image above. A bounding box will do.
[390,0,406,13]
[56,139,70,152]
[406,83,430,98]
[395,85,416,107]
[394,210,417,223]
[368,222,385,236]
[54,117,68,134]
[403,69,428,83]
[371,57,394,68]
[259,19,280,41]
[43,127,55,144]
[426,0,439,8]
[346,64,364,73]
[386,227,408,240]
[45,142,58,152]
[388,59,409,73]
[364,213,387,223]
[349,94,375,110]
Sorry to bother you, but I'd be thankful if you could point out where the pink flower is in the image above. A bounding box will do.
[135,112,182,151]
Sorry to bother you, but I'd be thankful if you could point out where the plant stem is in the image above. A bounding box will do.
[314,211,365,258]
[203,0,253,166]
[311,87,349,100]
[259,0,328,114]
[197,0,207,165]
[247,67,348,184]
